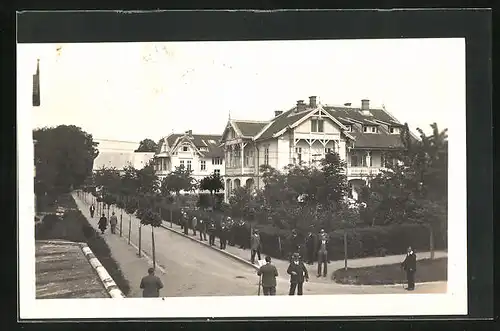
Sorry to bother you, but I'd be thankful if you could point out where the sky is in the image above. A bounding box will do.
[19,38,465,143]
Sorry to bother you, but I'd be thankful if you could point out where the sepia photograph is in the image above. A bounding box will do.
[18,36,467,319]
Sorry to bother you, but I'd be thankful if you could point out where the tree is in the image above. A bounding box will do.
[199,172,224,208]
[160,165,196,197]
[135,138,158,153]
[136,206,162,269]
[34,125,99,203]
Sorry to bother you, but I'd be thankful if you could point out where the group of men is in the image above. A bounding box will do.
[257,253,309,296]
[90,203,118,235]
[287,228,331,278]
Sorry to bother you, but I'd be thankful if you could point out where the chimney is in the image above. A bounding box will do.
[309,96,317,108]
[361,99,370,110]
[296,100,306,112]
[186,130,193,136]
[274,110,283,117]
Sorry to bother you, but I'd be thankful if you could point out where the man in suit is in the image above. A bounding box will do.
[287,252,309,295]
[401,246,417,291]
[250,229,262,264]
[316,229,329,277]
[304,231,315,265]
[257,256,278,295]
[207,218,216,246]
[288,229,301,262]
[139,267,164,297]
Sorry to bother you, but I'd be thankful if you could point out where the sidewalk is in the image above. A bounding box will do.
[72,193,167,298]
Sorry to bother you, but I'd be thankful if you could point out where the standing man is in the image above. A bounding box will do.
[139,267,164,298]
[183,212,189,235]
[180,209,185,230]
[198,217,207,241]
[287,253,309,295]
[305,231,315,265]
[250,229,262,264]
[89,204,96,218]
[257,256,278,296]
[109,212,118,234]
[316,229,329,278]
[288,229,300,262]
[191,216,198,236]
[219,218,228,250]
[207,218,216,246]
[401,246,417,291]
[98,213,108,234]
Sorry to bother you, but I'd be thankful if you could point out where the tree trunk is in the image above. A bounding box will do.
[344,230,348,270]
[152,226,156,269]
[107,204,110,220]
[128,214,132,245]
[170,209,173,228]
[429,224,435,260]
[138,223,142,257]
[119,212,123,237]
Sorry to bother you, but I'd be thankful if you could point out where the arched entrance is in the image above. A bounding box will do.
[245,178,254,190]
[234,178,241,189]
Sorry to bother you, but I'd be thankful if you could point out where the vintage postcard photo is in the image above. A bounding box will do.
[18,38,467,319]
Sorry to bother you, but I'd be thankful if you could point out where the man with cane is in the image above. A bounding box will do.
[401,246,417,291]
[257,256,278,296]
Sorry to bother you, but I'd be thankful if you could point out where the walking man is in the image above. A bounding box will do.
[316,229,329,277]
[191,216,198,236]
[109,212,118,234]
[140,267,164,298]
[287,253,309,295]
[257,256,278,296]
[183,213,189,235]
[219,219,228,250]
[250,229,262,264]
[401,246,417,291]
[89,204,96,218]
[98,213,108,234]
[198,218,207,241]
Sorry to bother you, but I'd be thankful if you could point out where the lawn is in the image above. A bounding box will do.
[35,193,131,296]
[332,257,447,285]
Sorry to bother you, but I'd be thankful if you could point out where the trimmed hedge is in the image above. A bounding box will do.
[35,194,131,296]
[93,191,446,262]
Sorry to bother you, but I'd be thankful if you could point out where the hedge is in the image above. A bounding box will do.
[90,191,446,262]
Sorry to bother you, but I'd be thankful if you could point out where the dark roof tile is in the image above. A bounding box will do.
[163,133,223,158]
[232,121,268,137]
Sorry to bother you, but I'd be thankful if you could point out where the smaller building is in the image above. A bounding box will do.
[154,131,225,190]
[93,139,155,173]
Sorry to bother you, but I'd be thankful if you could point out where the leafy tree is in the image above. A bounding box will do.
[199,172,224,208]
[135,138,158,153]
[34,125,99,202]
[136,207,162,268]
[136,160,160,195]
[160,165,196,196]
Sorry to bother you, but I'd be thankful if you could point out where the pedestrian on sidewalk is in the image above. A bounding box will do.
[257,256,278,295]
[198,218,207,241]
[401,246,417,291]
[219,218,228,250]
[228,218,237,246]
[98,213,108,234]
[140,267,164,298]
[109,212,118,234]
[305,231,315,265]
[180,209,185,230]
[89,204,96,218]
[316,229,329,277]
[287,253,309,295]
[191,216,198,236]
[207,218,216,246]
[250,229,262,264]
[183,212,189,235]
[288,229,301,262]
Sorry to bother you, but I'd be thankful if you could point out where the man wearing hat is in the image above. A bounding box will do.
[288,229,301,262]
[250,228,262,264]
[287,252,309,295]
[139,267,164,298]
[401,246,417,291]
[316,229,329,277]
[257,256,278,295]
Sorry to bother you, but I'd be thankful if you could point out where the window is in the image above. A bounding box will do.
[187,160,192,171]
[325,148,332,154]
[264,147,269,165]
[200,160,206,171]
[363,126,378,133]
[389,127,400,134]
[212,157,222,165]
[350,151,359,167]
[244,149,254,167]
[182,146,188,152]
[179,160,185,168]
[371,126,377,133]
[311,119,324,132]
[214,169,221,176]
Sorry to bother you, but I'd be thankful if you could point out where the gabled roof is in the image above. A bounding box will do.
[232,120,268,137]
[160,133,224,158]
[255,106,305,141]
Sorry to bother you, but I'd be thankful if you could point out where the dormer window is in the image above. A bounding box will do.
[363,126,378,133]
[389,127,400,134]
[182,146,189,152]
[344,125,352,132]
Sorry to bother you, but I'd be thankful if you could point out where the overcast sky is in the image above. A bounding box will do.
[19,38,464,143]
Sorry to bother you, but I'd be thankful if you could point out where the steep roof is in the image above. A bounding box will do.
[232,121,268,137]
[255,107,304,141]
[162,133,224,158]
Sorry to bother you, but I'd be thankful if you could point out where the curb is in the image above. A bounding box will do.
[160,222,259,271]
[80,243,126,298]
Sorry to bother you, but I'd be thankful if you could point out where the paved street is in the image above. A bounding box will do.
[74,192,447,296]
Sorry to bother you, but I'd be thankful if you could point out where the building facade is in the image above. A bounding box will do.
[220,96,407,202]
[93,139,155,173]
[154,131,225,190]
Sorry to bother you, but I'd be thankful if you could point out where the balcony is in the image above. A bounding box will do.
[225,167,256,176]
[347,166,385,178]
